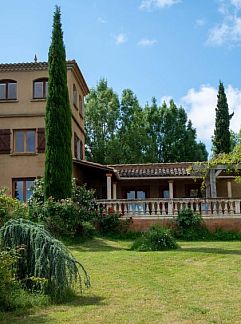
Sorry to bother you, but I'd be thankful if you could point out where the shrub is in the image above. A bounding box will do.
[176,208,202,230]
[0,189,28,227]
[96,213,122,234]
[0,249,17,310]
[212,228,241,241]
[41,198,81,237]
[28,179,98,238]
[72,181,97,221]
[79,221,96,239]
[131,225,179,251]
[0,218,90,301]
[174,225,211,241]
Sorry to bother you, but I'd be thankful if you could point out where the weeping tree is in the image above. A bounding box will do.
[0,218,90,300]
[45,6,72,200]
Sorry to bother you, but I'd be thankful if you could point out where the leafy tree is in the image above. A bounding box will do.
[118,89,150,164]
[84,81,207,164]
[45,6,72,199]
[159,100,207,162]
[184,121,208,161]
[230,129,241,151]
[85,79,120,164]
[212,82,234,155]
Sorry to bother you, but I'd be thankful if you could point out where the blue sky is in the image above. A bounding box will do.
[1,0,241,153]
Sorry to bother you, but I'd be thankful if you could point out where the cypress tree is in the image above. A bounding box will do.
[212,82,234,155]
[45,6,72,199]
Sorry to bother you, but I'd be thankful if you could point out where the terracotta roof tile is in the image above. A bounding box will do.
[108,162,194,178]
[0,62,49,72]
[0,60,81,72]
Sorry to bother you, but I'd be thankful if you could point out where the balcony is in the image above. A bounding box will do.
[96,198,241,218]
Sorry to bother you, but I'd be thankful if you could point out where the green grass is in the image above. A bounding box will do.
[2,238,241,323]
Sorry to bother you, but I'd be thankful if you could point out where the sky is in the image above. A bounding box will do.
[1,0,241,154]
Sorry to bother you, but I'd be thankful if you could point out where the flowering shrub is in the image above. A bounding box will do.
[0,188,28,227]
[28,179,97,238]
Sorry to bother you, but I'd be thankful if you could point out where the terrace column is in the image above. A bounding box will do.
[113,182,117,200]
[168,180,174,215]
[106,173,112,200]
[227,180,232,198]
[168,180,174,199]
[210,169,222,198]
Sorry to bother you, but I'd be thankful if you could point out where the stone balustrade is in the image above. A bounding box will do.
[95,198,241,218]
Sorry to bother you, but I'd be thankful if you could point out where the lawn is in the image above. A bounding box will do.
[2,238,241,323]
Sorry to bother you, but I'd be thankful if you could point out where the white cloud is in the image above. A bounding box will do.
[195,18,206,27]
[231,0,241,9]
[207,16,241,46]
[114,33,127,45]
[181,84,241,143]
[160,96,172,104]
[139,0,181,10]
[138,38,157,46]
[97,17,107,24]
[207,0,241,46]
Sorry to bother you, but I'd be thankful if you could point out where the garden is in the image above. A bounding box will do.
[2,238,241,323]
[2,180,241,323]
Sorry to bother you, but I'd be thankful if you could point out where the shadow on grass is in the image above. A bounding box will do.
[1,295,105,324]
[0,311,49,324]
[69,237,128,252]
[180,247,241,255]
[62,295,105,306]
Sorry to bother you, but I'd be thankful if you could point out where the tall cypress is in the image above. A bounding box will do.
[45,6,72,199]
[212,81,233,155]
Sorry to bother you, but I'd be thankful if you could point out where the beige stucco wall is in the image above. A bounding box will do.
[67,69,85,159]
[0,65,87,196]
[0,70,47,115]
[0,154,45,194]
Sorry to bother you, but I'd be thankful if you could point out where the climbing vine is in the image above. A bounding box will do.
[188,143,241,192]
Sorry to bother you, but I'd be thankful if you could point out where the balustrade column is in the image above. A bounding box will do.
[113,182,117,200]
[227,180,232,198]
[168,180,174,199]
[168,180,174,215]
[106,173,112,200]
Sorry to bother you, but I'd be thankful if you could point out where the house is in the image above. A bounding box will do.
[1,60,241,231]
[0,60,88,200]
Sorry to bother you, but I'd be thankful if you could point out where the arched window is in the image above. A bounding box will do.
[73,84,77,107]
[0,79,17,100]
[33,78,48,99]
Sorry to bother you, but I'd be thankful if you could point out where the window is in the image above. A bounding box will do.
[185,184,201,198]
[74,133,83,160]
[0,80,17,100]
[13,178,35,202]
[14,129,36,153]
[163,190,169,198]
[79,95,83,116]
[127,190,146,214]
[73,84,77,107]
[127,191,146,200]
[33,78,48,99]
